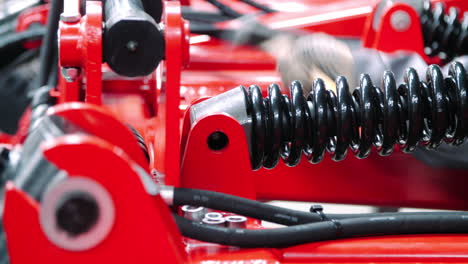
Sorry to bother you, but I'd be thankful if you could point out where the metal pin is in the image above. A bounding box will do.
[60,0,81,23]
[225,215,247,228]
[181,205,207,221]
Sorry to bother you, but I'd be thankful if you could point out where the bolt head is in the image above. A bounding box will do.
[61,67,81,82]
[390,10,411,32]
[60,12,81,23]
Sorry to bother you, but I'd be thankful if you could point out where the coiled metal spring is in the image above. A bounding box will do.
[244,62,467,170]
[128,125,150,162]
[421,0,468,60]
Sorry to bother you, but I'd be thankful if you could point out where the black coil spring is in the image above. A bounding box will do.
[128,125,150,163]
[244,62,468,170]
[421,0,468,60]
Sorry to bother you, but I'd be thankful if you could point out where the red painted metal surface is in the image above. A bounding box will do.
[4,135,186,263]
[16,4,49,49]
[58,0,102,104]
[181,114,256,199]
[180,111,468,210]
[152,1,187,186]
[187,234,468,263]
[363,3,426,58]
[48,102,149,170]
[16,4,49,32]
[4,0,468,263]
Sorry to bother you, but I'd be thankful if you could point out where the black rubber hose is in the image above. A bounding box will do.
[174,187,468,226]
[47,53,58,87]
[0,28,45,51]
[205,0,242,18]
[36,0,63,89]
[0,48,39,80]
[181,8,231,23]
[238,0,275,13]
[189,21,275,45]
[174,213,468,248]
[174,188,323,225]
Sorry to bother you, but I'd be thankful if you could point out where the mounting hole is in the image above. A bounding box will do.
[40,177,115,251]
[56,192,99,237]
[207,131,229,151]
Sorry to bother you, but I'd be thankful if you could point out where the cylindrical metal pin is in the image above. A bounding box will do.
[181,205,207,222]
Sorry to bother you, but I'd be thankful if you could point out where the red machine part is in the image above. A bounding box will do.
[47,102,150,170]
[16,4,49,32]
[4,105,468,264]
[188,235,468,263]
[15,4,49,49]
[178,0,468,210]
[58,0,102,104]
[32,0,468,209]
[362,3,428,58]
[151,1,188,186]
[55,0,190,185]
[4,134,186,263]
[180,109,468,210]
[4,0,468,263]
[6,0,468,207]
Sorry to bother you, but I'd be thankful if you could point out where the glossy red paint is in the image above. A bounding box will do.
[16,4,49,32]
[363,3,426,58]
[48,102,149,170]
[4,0,468,263]
[4,135,186,263]
[16,3,49,49]
[152,0,188,186]
[186,234,468,263]
[58,0,102,104]
[181,113,257,199]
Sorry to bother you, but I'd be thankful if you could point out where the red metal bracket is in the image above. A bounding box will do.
[181,113,256,199]
[362,3,426,59]
[152,1,189,186]
[58,0,103,104]
[180,109,468,210]
[47,102,149,170]
[4,135,186,263]
[16,4,49,49]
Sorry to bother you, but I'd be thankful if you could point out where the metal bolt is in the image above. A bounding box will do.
[61,67,81,82]
[126,41,139,52]
[390,10,411,32]
[60,12,81,23]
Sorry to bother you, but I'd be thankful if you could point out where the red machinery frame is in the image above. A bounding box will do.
[180,0,468,210]
[3,0,468,263]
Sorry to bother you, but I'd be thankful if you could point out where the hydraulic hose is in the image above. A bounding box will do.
[0,28,45,51]
[238,0,275,13]
[173,187,468,226]
[205,0,242,18]
[36,0,62,89]
[174,187,322,225]
[174,213,468,248]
